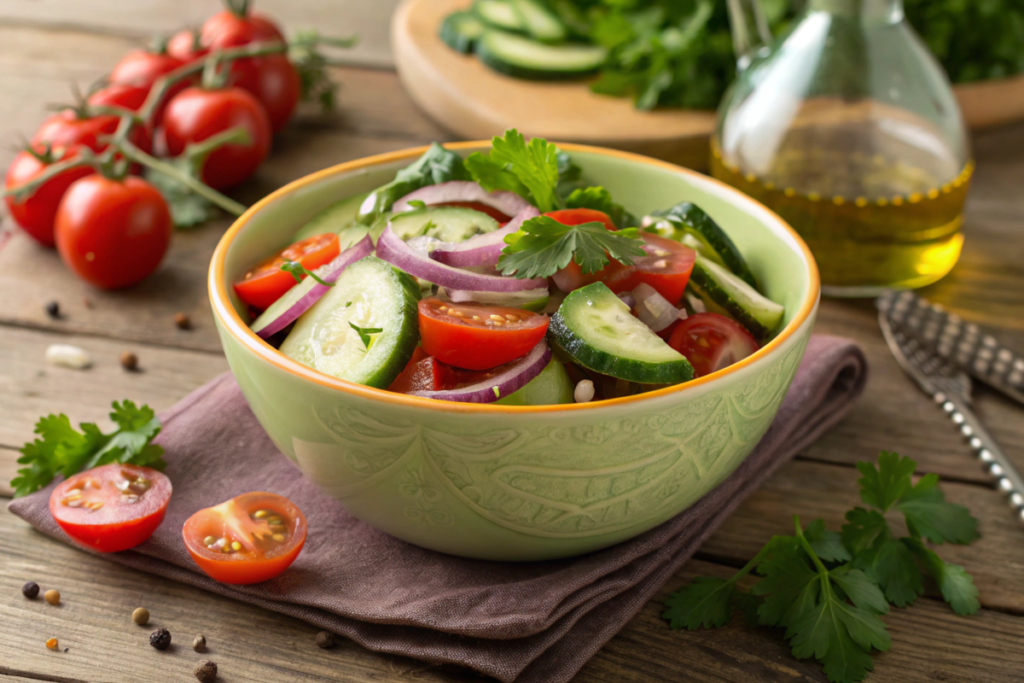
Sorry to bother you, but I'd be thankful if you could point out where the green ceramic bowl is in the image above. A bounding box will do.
[209,143,820,561]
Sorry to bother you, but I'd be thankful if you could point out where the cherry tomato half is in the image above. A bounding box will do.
[388,347,533,395]
[49,464,172,553]
[183,491,307,585]
[234,233,340,310]
[418,298,549,371]
[163,86,272,190]
[545,208,617,231]
[5,145,94,247]
[55,175,172,289]
[603,234,696,305]
[668,312,759,378]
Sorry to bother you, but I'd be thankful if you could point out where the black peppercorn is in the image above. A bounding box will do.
[194,659,217,682]
[45,301,60,319]
[149,628,171,650]
[22,581,40,599]
[315,630,336,649]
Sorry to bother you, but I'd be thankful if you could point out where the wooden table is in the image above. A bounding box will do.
[2,6,1024,682]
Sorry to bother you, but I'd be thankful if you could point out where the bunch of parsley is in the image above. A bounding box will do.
[12,401,166,497]
[663,451,979,683]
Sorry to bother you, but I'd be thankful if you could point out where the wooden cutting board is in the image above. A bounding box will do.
[391,0,1024,170]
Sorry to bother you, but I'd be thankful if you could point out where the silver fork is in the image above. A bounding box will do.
[878,302,1024,524]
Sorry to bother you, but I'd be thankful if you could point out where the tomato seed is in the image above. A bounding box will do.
[203,536,217,547]
[230,541,242,551]
[505,314,519,322]
[22,581,40,599]
[272,534,285,542]
[253,510,269,519]
[46,637,59,650]
[44,590,60,605]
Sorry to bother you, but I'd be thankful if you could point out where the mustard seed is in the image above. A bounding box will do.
[44,589,60,605]
[120,351,139,371]
[149,628,171,650]
[132,607,150,625]
[194,659,217,682]
[22,581,39,599]
[315,630,336,649]
[193,634,207,652]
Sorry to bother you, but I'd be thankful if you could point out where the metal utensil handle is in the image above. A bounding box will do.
[935,390,1024,523]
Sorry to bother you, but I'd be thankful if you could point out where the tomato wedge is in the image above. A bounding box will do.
[418,298,549,371]
[668,313,759,378]
[49,464,172,553]
[234,233,340,311]
[183,491,307,585]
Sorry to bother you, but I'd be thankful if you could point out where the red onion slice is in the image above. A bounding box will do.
[429,206,539,268]
[251,235,373,339]
[632,283,681,333]
[409,341,551,403]
[376,225,547,292]
[393,180,531,216]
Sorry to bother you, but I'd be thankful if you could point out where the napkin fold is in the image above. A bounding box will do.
[10,334,867,683]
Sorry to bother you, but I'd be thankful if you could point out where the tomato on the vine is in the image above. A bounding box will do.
[234,232,340,310]
[248,53,300,133]
[86,84,155,154]
[110,49,184,90]
[667,313,759,378]
[163,86,272,190]
[49,464,172,553]
[168,29,209,63]
[182,491,306,585]
[417,298,549,371]
[55,175,172,289]
[5,145,94,247]
[32,110,120,153]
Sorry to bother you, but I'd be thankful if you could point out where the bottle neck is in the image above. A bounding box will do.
[807,0,903,23]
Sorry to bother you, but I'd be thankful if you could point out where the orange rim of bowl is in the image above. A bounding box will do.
[210,141,820,414]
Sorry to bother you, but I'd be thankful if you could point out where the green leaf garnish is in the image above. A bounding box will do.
[12,401,166,497]
[348,322,382,350]
[407,199,427,209]
[466,129,562,212]
[497,215,646,279]
[281,261,334,287]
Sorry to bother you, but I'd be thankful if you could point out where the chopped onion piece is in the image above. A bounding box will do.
[632,283,680,333]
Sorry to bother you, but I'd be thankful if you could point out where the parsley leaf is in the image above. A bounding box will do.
[857,450,916,512]
[466,129,562,212]
[145,158,219,229]
[903,537,980,616]
[850,536,923,608]
[805,518,852,563]
[662,576,740,630]
[359,143,470,223]
[897,474,979,545]
[281,261,334,287]
[497,216,646,279]
[840,507,890,554]
[12,401,165,497]
[349,322,382,350]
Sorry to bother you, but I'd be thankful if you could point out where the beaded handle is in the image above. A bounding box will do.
[935,390,1024,523]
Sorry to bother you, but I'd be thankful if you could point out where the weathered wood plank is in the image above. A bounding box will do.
[0,326,227,454]
[0,0,401,68]
[701,459,1024,614]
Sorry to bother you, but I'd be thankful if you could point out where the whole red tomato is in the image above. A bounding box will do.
[33,110,121,153]
[168,29,208,63]
[109,48,184,90]
[5,146,94,247]
[163,86,271,190]
[86,84,155,154]
[251,53,300,132]
[55,175,172,289]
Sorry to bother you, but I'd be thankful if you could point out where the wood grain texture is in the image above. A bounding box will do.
[0,0,401,68]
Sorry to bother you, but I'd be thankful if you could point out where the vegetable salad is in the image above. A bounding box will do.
[234,129,785,405]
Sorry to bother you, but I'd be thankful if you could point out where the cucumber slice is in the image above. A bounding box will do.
[495,358,574,405]
[440,11,486,53]
[374,206,500,243]
[280,257,421,388]
[477,30,607,80]
[473,0,523,31]
[292,192,369,242]
[548,282,693,384]
[511,0,567,43]
[650,202,759,289]
[688,255,784,343]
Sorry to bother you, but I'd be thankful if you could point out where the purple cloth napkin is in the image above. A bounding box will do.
[10,334,866,683]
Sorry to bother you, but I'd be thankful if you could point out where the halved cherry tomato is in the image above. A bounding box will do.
[183,491,306,585]
[434,201,512,223]
[668,313,759,378]
[5,145,94,247]
[388,349,528,394]
[418,298,549,371]
[49,464,172,553]
[603,234,696,305]
[544,208,617,231]
[234,233,340,310]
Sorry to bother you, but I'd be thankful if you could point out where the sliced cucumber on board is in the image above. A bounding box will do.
[650,202,759,289]
[280,257,421,388]
[511,0,567,43]
[495,358,574,405]
[292,192,369,242]
[374,206,501,243]
[440,11,486,53]
[473,0,524,31]
[477,30,607,80]
[688,255,784,343]
[548,282,693,384]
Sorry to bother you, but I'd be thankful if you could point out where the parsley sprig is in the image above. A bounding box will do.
[498,216,646,280]
[349,322,382,350]
[663,451,980,683]
[466,129,564,213]
[12,401,166,497]
[281,261,334,287]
